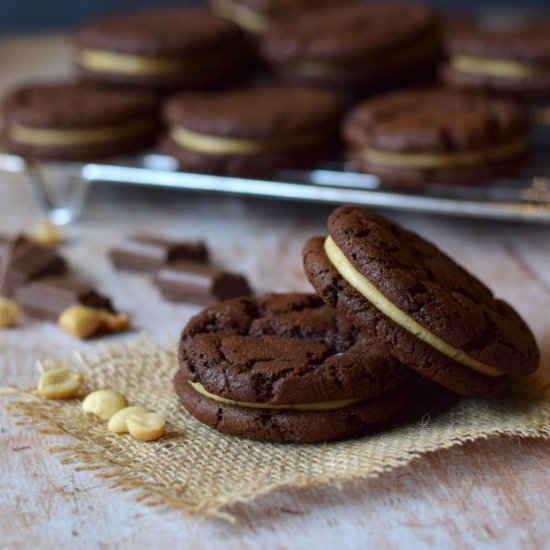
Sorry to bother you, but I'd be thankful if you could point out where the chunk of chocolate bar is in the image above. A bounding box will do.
[0,236,66,298]
[0,234,10,262]
[16,277,115,321]
[110,235,209,272]
[152,262,251,305]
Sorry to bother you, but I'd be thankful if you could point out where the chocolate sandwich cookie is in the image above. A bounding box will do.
[162,86,343,177]
[303,206,540,396]
[211,0,336,34]
[260,1,439,88]
[442,17,550,96]
[74,7,249,90]
[175,293,411,442]
[342,88,528,186]
[0,83,158,161]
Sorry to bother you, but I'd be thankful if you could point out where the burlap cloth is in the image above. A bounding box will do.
[3,335,550,521]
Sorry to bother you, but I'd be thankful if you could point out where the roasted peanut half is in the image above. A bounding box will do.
[82,389,129,421]
[127,412,166,441]
[108,406,150,433]
[0,298,19,328]
[37,368,84,399]
[58,306,103,339]
[31,221,63,246]
[100,311,130,333]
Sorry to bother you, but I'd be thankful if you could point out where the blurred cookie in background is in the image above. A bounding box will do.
[441,15,550,97]
[73,7,251,91]
[161,85,343,177]
[211,0,340,35]
[259,1,440,91]
[0,82,159,161]
[342,87,529,187]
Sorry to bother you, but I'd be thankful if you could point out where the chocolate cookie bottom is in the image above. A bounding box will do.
[174,368,411,442]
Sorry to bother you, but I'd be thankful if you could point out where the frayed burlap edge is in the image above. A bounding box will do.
[2,334,550,522]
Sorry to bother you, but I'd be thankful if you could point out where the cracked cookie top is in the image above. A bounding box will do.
[178,292,408,405]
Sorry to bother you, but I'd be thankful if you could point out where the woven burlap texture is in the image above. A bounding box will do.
[3,336,550,521]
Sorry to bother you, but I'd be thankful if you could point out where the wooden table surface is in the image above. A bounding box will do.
[2,35,550,550]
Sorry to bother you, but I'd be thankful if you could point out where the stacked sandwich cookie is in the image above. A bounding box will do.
[342,88,528,187]
[442,17,550,97]
[74,7,250,90]
[175,206,540,441]
[260,1,439,90]
[0,83,158,161]
[162,86,343,177]
[211,0,338,35]
[175,293,412,442]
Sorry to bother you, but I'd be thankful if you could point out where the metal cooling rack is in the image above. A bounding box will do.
[2,124,550,225]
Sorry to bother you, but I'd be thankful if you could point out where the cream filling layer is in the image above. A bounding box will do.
[450,54,550,79]
[7,119,155,147]
[323,236,503,378]
[282,32,437,77]
[360,137,526,170]
[170,126,327,155]
[78,48,225,75]
[213,0,272,33]
[189,381,363,410]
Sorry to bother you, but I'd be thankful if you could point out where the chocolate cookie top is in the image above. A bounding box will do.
[178,293,408,405]
[444,17,550,63]
[163,86,343,138]
[261,1,436,63]
[319,206,539,376]
[343,88,528,154]
[75,7,244,56]
[1,83,157,129]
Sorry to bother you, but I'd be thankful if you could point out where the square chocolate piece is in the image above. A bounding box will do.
[153,262,251,305]
[16,276,115,321]
[0,236,66,298]
[110,235,209,272]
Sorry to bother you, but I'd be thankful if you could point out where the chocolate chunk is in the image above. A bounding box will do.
[0,235,10,264]
[110,235,209,272]
[153,261,251,304]
[16,276,115,321]
[0,236,66,298]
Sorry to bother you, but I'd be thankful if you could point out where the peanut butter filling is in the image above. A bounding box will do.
[323,236,503,378]
[360,137,526,170]
[189,380,363,410]
[78,48,226,75]
[212,0,272,33]
[450,54,550,79]
[8,119,155,147]
[169,126,327,155]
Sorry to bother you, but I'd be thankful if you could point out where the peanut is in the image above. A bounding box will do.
[100,311,130,333]
[0,298,19,328]
[127,411,165,441]
[82,389,129,421]
[31,221,63,246]
[108,406,150,433]
[58,306,102,339]
[37,368,83,399]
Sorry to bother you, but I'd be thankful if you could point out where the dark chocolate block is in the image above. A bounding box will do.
[110,235,209,272]
[0,236,66,298]
[16,276,115,321]
[153,261,251,305]
[0,235,10,262]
